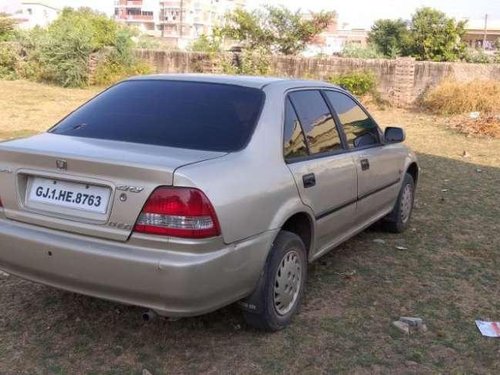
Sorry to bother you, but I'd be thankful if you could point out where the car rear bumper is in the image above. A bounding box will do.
[0,217,276,317]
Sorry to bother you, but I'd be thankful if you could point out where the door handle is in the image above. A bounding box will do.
[360,158,370,171]
[302,173,316,188]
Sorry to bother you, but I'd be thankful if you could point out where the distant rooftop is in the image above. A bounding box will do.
[464,18,500,31]
[21,1,60,11]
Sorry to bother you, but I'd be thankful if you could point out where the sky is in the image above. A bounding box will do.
[2,0,499,29]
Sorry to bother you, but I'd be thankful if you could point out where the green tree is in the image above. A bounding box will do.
[218,6,335,55]
[408,7,466,61]
[368,19,411,57]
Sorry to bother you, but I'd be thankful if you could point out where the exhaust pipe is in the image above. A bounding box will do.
[142,310,157,322]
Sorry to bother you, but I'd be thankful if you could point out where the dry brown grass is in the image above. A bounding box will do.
[422,79,500,116]
[0,80,99,141]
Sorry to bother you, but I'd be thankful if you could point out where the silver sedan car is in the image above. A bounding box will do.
[0,75,418,331]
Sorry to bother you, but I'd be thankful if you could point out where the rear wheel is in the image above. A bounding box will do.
[382,173,415,233]
[243,231,307,332]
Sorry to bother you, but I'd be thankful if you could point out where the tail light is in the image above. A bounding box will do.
[0,197,3,209]
[134,187,220,239]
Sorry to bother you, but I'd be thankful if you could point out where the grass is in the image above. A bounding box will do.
[421,79,500,115]
[0,80,499,374]
[0,81,100,141]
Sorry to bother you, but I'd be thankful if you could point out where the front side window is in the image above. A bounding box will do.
[50,80,265,152]
[324,91,380,149]
[283,98,308,159]
[288,90,343,155]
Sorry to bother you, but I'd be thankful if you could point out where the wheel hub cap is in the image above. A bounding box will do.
[273,250,302,316]
[400,183,413,223]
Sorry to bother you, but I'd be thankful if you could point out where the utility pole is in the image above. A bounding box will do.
[179,0,184,41]
[161,1,164,38]
[483,14,488,50]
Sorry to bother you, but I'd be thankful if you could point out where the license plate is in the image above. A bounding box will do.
[28,177,111,214]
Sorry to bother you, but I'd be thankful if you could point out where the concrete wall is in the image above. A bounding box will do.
[133,49,500,106]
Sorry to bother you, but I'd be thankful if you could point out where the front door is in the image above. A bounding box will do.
[323,90,402,224]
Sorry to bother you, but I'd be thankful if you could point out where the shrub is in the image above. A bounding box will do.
[0,43,19,79]
[94,51,152,86]
[238,47,272,75]
[14,28,46,81]
[340,43,385,59]
[37,25,94,87]
[93,28,152,85]
[0,13,16,42]
[134,34,169,50]
[422,79,500,115]
[189,34,222,53]
[220,47,272,76]
[7,8,151,87]
[328,70,377,96]
[50,8,119,51]
[463,49,495,64]
[32,7,122,87]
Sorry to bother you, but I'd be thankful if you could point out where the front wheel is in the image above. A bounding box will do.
[242,231,307,332]
[382,173,415,233]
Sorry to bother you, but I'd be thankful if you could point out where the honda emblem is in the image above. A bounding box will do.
[56,159,67,170]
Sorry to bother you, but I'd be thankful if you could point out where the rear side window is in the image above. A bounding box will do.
[50,80,265,152]
[288,90,343,155]
[324,91,380,149]
[283,98,308,159]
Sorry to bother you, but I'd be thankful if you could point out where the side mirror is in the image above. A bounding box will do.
[384,127,405,143]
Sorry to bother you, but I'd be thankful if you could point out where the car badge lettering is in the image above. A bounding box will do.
[116,185,144,193]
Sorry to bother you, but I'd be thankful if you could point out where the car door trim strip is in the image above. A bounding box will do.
[315,178,401,221]
[358,178,401,201]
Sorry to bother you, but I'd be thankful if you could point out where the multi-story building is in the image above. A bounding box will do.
[114,0,245,48]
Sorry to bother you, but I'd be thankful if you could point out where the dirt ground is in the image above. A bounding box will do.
[0,80,499,374]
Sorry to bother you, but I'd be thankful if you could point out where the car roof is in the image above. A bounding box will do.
[126,73,340,90]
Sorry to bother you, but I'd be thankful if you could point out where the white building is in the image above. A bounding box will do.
[10,1,61,29]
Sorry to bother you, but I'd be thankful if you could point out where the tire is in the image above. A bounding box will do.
[243,231,307,332]
[382,173,415,233]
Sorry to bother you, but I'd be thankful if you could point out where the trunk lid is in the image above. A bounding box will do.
[0,133,226,241]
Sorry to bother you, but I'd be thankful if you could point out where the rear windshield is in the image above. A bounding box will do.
[50,80,265,152]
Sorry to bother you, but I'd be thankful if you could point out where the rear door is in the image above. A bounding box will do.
[323,90,403,224]
[284,90,357,255]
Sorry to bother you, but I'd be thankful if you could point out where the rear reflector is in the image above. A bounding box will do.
[134,187,220,239]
